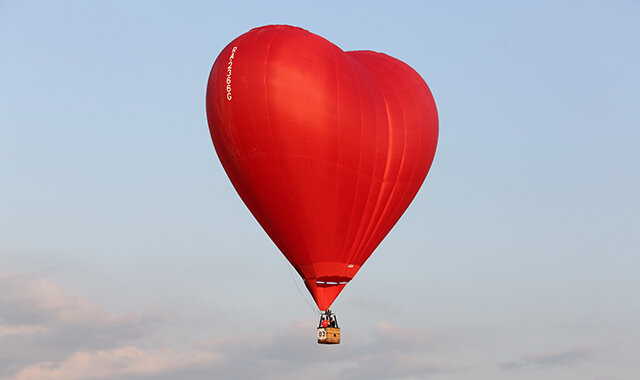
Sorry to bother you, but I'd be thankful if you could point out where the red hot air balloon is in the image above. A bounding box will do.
[206,25,438,313]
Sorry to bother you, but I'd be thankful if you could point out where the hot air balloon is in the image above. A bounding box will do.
[205,25,438,344]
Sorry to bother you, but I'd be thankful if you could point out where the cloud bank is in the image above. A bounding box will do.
[500,347,592,370]
[0,270,458,380]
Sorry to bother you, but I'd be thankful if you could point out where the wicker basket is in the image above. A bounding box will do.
[317,327,340,344]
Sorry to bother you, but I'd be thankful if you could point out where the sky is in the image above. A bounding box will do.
[1,0,639,379]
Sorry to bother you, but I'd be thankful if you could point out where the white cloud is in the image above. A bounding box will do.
[7,346,219,380]
[0,323,46,339]
[191,320,457,380]
[335,322,458,380]
[0,271,163,353]
[0,270,171,379]
[340,355,454,380]
[500,347,592,370]
[1,270,460,380]
[0,273,140,326]
[374,321,438,347]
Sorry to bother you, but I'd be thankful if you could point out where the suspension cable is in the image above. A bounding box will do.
[285,260,322,316]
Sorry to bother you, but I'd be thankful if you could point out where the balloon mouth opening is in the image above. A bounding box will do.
[314,276,351,287]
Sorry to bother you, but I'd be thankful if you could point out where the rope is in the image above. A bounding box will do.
[285,260,322,316]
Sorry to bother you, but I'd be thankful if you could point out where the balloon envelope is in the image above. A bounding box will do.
[206,25,438,311]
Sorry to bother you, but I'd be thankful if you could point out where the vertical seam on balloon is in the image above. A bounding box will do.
[361,62,389,265]
[343,53,388,267]
[336,53,355,263]
[356,56,409,263]
[336,54,362,267]
[263,32,314,271]
[365,59,409,255]
[332,46,344,268]
[380,63,437,251]
[347,55,393,263]
[342,53,391,264]
[298,33,318,271]
[374,64,425,251]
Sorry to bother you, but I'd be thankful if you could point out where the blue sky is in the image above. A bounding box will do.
[1,1,638,379]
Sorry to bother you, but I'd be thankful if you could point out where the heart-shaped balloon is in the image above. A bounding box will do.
[206,25,438,311]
